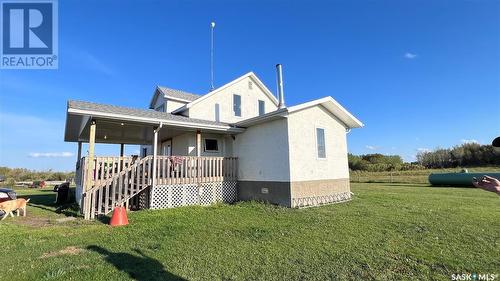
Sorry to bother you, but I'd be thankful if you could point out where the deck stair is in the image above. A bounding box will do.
[81,156,153,220]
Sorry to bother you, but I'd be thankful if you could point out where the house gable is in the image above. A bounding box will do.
[149,86,201,113]
[149,88,164,110]
[177,73,279,123]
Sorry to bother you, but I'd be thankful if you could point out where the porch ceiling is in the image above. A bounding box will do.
[64,100,244,144]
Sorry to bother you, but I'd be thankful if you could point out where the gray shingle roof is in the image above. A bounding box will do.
[68,100,230,127]
[157,86,201,102]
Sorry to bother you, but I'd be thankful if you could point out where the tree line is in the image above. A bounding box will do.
[0,167,75,186]
[348,153,423,172]
[416,142,499,168]
[349,143,499,172]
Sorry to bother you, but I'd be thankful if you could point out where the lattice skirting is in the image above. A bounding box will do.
[292,191,352,208]
[150,181,237,209]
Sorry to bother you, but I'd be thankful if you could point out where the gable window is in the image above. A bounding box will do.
[258,100,265,116]
[233,94,241,117]
[204,139,219,152]
[316,128,326,158]
[215,103,220,122]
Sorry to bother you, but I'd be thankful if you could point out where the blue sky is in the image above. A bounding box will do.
[1,0,499,171]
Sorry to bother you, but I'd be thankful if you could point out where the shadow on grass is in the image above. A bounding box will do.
[97,215,110,224]
[87,245,185,281]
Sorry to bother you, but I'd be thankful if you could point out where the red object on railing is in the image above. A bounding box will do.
[109,207,128,226]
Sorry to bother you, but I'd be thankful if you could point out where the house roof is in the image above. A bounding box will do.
[171,72,279,114]
[65,100,244,144]
[234,96,364,129]
[149,87,201,109]
[158,87,201,102]
[67,100,243,131]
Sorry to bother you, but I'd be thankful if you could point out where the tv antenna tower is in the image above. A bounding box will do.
[210,21,216,91]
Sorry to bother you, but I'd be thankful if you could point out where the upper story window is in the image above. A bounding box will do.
[204,139,219,152]
[258,100,265,116]
[316,128,326,159]
[233,94,241,117]
[155,104,165,112]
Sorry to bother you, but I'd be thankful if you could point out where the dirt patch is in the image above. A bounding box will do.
[41,246,85,258]
[13,216,53,227]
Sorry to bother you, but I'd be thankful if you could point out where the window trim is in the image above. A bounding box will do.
[258,100,265,116]
[315,127,327,159]
[233,94,242,117]
[203,138,219,153]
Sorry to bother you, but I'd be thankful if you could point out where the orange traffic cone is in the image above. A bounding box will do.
[109,206,129,226]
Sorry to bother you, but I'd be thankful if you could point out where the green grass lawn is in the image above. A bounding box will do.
[1,183,499,281]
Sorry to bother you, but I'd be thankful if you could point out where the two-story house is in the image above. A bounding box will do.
[64,66,363,220]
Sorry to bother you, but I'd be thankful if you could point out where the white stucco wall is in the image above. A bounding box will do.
[287,105,349,181]
[187,76,278,123]
[165,99,187,113]
[233,118,290,182]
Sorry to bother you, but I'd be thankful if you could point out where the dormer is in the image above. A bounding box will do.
[149,86,201,113]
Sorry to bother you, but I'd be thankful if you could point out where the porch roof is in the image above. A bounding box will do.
[64,100,244,144]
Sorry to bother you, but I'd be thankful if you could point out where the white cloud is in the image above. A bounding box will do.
[404,52,417,59]
[81,51,115,76]
[417,148,431,153]
[365,145,379,150]
[65,46,115,77]
[29,152,74,158]
[461,139,479,144]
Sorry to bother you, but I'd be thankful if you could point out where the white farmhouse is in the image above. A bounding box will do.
[64,65,363,219]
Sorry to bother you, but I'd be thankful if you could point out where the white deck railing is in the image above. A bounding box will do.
[78,155,238,219]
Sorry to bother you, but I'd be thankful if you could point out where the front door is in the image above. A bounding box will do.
[161,140,172,156]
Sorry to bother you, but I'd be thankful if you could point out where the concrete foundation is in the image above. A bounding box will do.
[237,178,351,208]
[237,181,291,207]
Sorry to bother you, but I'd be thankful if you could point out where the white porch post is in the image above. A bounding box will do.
[84,120,96,220]
[76,141,82,168]
[152,123,162,188]
[196,130,201,157]
[85,121,96,193]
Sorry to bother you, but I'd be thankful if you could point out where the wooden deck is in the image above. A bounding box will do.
[77,155,238,219]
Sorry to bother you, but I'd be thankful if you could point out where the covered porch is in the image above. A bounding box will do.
[65,100,242,219]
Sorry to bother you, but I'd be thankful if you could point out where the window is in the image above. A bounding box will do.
[248,81,253,90]
[204,139,219,152]
[233,94,241,117]
[258,100,265,116]
[316,128,326,158]
[215,103,220,122]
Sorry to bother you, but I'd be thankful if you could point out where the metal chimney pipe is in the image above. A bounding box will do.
[276,64,285,109]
